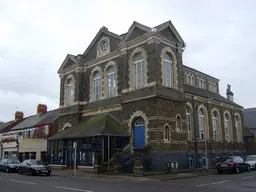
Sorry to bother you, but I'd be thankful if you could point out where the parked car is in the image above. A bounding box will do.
[216,156,251,174]
[0,158,20,173]
[19,159,51,176]
[244,155,256,170]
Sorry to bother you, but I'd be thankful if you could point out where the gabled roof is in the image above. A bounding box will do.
[0,119,26,134]
[48,113,130,140]
[57,54,78,74]
[244,108,256,129]
[82,26,121,57]
[11,109,59,131]
[155,20,185,47]
[120,21,151,44]
[183,84,242,107]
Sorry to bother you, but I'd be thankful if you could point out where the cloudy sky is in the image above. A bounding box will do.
[0,0,255,121]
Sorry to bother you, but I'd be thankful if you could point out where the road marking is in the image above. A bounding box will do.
[241,175,255,180]
[197,180,231,187]
[53,186,93,192]
[9,179,36,185]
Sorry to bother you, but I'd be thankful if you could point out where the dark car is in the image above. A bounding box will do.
[0,158,20,173]
[19,159,51,176]
[216,156,251,174]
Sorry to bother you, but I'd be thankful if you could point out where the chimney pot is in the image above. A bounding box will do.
[37,104,47,115]
[15,111,24,120]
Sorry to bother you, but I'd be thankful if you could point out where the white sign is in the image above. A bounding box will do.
[73,142,77,149]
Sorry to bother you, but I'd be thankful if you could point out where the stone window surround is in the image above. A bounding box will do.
[163,123,171,143]
[128,111,149,151]
[128,47,149,91]
[97,36,110,58]
[89,66,103,102]
[62,122,72,131]
[234,112,242,143]
[197,104,210,140]
[197,77,206,89]
[223,110,233,142]
[160,46,178,89]
[103,61,118,98]
[186,102,193,140]
[64,74,76,107]
[175,114,182,132]
[184,72,196,86]
[211,108,222,142]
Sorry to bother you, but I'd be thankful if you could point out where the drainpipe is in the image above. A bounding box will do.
[191,96,198,168]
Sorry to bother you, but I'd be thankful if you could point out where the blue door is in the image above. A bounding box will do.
[133,125,145,149]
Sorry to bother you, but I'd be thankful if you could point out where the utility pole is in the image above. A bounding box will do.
[73,142,77,176]
[191,96,198,168]
[204,139,208,172]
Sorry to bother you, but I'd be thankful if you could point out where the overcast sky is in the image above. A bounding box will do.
[0,0,255,121]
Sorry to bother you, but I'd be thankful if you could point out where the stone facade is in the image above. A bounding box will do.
[57,21,245,171]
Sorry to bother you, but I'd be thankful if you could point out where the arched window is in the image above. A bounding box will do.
[224,113,231,142]
[134,53,144,89]
[176,115,182,131]
[184,74,187,84]
[134,117,145,126]
[191,76,195,86]
[67,78,74,105]
[199,108,205,140]
[186,106,192,140]
[212,111,218,141]
[164,125,170,141]
[163,54,172,87]
[93,71,101,101]
[107,66,116,97]
[235,115,241,142]
[187,75,191,85]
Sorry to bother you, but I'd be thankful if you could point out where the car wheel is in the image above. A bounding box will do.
[18,168,22,174]
[46,172,51,176]
[235,166,240,174]
[29,169,34,176]
[248,165,251,172]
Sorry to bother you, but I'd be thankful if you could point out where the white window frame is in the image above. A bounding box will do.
[107,68,116,98]
[93,72,101,101]
[164,55,172,88]
[186,107,192,140]
[199,109,205,141]
[224,114,231,142]
[134,59,144,89]
[212,112,218,141]
[67,79,74,106]
[235,116,240,143]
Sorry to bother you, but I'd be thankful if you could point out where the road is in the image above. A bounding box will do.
[1,170,256,192]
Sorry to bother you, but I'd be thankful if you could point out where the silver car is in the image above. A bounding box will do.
[244,155,256,169]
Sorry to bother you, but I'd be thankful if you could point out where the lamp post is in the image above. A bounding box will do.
[204,139,208,172]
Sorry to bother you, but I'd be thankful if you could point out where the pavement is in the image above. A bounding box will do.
[1,169,256,191]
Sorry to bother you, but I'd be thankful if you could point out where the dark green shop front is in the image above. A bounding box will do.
[47,114,130,168]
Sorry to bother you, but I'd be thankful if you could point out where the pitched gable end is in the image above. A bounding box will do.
[58,54,78,74]
[120,21,151,44]
[155,20,185,47]
[82,26,121,61]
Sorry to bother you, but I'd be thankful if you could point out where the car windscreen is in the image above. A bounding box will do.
[30,160,42,165]
[245,156,256,161]
[218,157,233,163]
[7,159,20,164]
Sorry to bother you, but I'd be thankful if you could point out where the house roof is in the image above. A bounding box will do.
[244,108,256,129]
[183,65,219,81]
[183,84,242,107]
[11,109,59,131]
[0,119,26,134]
[48,113,130,140]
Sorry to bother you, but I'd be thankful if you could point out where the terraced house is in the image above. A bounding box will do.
[48,20,244,173]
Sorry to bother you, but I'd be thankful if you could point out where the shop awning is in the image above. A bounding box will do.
[48,113,130,140]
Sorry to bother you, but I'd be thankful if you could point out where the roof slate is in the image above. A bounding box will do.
[244,108,256,129]
[183,84,242,107]
[48,113,130,140]
[11,109,59,131]
[0,119,26,133]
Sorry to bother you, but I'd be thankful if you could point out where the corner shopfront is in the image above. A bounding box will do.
[47,114,130,168]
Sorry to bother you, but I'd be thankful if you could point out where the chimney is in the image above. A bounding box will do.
[226,84,234,102]
[37,104,47,115]
[15,111,24,120]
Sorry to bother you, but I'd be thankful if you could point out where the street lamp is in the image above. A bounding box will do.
[204,139,208,172]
